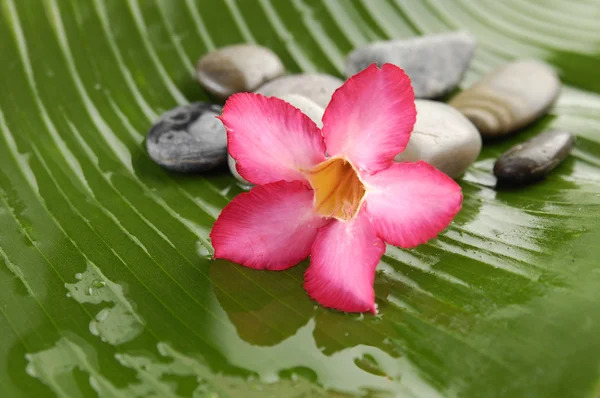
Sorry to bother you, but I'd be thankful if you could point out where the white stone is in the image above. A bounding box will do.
[279,94,324,128]
[395,100,481,178]
[256,73,343,108]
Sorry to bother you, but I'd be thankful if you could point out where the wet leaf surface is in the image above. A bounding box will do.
[0,1,599,397]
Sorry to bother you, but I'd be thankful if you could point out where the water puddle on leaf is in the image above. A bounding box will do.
[25,336,328,397]
[210,314,443,398]
[65,261,144,345]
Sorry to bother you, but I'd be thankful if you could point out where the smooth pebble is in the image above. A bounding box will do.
[345,31,476,99]
[228,94,325,187]
[450,60,561,137]
[279,94,324,128]
[196,44,284,99]
[395,100,481,178]
[146,103,226,172]
[256,73,343,108]
[494,130,575,185]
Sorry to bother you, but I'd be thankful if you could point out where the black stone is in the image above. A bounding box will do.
[146,103,226,172]
[494,130,575,185]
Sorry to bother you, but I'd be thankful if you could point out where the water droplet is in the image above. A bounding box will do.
[24,360,38,377]
[157,343,168,356]
[196,242,213,260]
[344,332,349,336]
[87,280,106,296]
[92,280,106,288]
[96,308,110,322]
[89,321,99,336]
[75,273,83,280]
[68,262,144,345]
[66,292,71,298]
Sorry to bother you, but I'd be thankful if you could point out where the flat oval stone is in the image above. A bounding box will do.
[450,60,561,137]
[394,100,481,178]
[196,44,284,99]
[345,31,476,99]
[256,73,343,108]
[228,94,325,187]
[494,130,575,185]
[146,103,226,172]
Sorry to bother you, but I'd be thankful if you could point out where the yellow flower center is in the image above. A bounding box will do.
[306,157,366,221]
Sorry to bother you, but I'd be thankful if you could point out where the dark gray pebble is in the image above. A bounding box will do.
[494,130,575,185]
[146,103,226,172]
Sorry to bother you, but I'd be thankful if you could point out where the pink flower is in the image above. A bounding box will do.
[211,64,462,313]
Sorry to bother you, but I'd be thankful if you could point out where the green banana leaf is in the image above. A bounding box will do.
[1,0,599,397]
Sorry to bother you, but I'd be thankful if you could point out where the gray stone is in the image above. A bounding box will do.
[256,73,344,108]
[196,44,284,99]
[345,31,476,99]
[494,130,575,185]
[146,103,226,172]
[228,94,325,187]
[450,60,561,138]
[395,100,481,178]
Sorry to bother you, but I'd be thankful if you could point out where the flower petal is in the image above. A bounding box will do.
[221,93,326,185]
[363,161,462,248]
[211,181,328,270]
[305,209,385,313]
[321,64,416,174]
